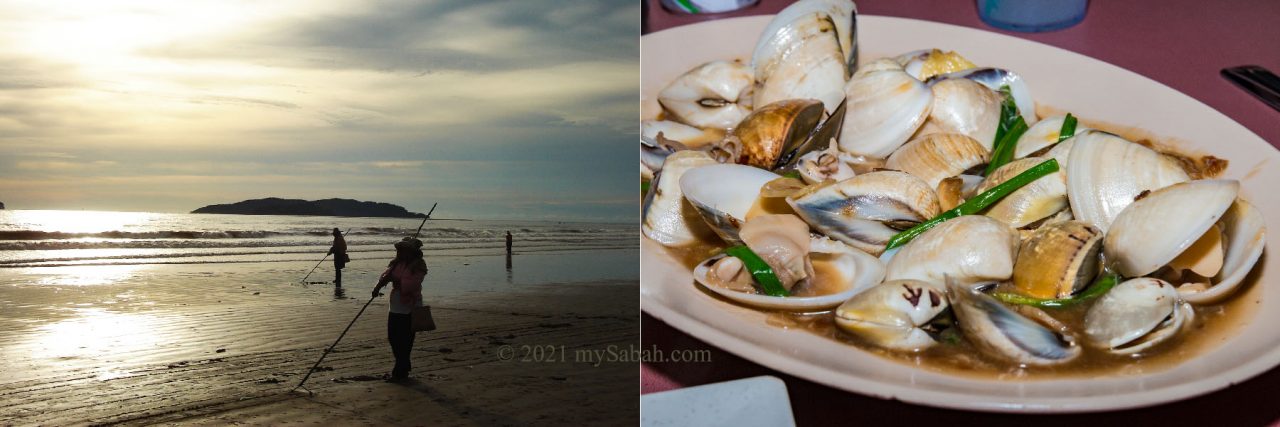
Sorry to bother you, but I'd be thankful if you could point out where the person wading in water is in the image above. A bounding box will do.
[328,228,348,286]
[373,237,427,381]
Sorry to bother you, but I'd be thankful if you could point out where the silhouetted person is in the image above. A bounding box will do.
[505,231,513,271]
[328,228,347,286]
[373,237,427,381]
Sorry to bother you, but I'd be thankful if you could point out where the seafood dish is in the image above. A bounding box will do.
[641,0,1267,375]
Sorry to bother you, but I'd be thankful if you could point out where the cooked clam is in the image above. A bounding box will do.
[730,99,827,170]
[642,151,719,247]
[885,133,989,189]
[1184,199,1266,304]
[1104,179,1238,278]
[796,143,859,184]
[837,62,933,158]
[787,171,940,255]
[642,119,724,149]
[695,223,885,311]
[1066,130,1190,232]
[751,0,854,113]
[835,279,948,351]
[885,215,1019,286]
[948,280,1081,365]
[679,164,784,245]
[925,78,1002,151]
[976,157,1068,228]
[1011,221,1103,299]
[1084,278,1194,355]
[894,49,977,81]
[657,60,754,129]
[927,67,1036,126]
[1013,115,1091,159]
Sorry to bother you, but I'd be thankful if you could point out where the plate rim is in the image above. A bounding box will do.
[641,14,1280,413]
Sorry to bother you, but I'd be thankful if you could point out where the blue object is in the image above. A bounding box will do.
[977,0,1088,32]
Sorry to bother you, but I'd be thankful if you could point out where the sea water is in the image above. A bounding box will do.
[0,210,638,296]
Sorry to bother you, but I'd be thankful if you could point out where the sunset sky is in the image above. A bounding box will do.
[0,0,637,221]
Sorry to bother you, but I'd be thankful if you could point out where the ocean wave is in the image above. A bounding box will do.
[0,230,287,240]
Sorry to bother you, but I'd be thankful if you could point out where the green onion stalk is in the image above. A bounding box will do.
[723,245,789,297]
[1058,113,1078,142]
[885,158,1060,250]
[991,272,1120,308]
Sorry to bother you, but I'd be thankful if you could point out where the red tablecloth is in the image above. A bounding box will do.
[642,0,1280,424]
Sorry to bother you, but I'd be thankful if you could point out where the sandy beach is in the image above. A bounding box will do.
[0,250,638,426]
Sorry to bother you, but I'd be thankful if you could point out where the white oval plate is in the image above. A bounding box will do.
[641,15,1280,413]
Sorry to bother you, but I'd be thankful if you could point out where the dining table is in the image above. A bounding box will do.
[640,0,1280,425]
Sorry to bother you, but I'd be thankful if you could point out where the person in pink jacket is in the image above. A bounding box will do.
[373,237,427,381]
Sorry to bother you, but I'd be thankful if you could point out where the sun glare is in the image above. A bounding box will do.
[31,308,161,361]
[30,264,149,287]
[8,210,155,234]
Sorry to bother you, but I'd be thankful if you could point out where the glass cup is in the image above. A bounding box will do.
[976,0,1088,32]
[660,0,759,14]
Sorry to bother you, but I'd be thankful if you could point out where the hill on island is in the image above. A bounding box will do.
[192,198,426,218]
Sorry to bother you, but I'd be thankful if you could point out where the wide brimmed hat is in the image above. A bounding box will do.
[394,237,423,251]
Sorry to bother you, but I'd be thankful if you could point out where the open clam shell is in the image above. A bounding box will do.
[657,60,754,130]
[1012,221,1103,299]
[694,236,885,311]
[948,280,1081,365]
[642,119,724,150]
[787,171,940,255]
[751,0,852,113]
[642,151,719,247]
[927,67,1036,127]
[885,133,989,189]
[835,279,947,351]
[894,49,977,81]
[1104,179,1239,278]
[1183,199,1266,304]
[1066,130,1190,232]
[754,0,858,78]
[925,78,1002,151]
[796,143,858,185]
[976,156,1068,228]
[679,164,781,245]
[1084,277,1193,355]
[837,62,933,158]
[1013,115,1091,159]
[732,99,826,169]
[885,215,1019,286]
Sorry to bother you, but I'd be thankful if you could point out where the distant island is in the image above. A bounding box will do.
[192,198,426,218]
[0,201,4,209]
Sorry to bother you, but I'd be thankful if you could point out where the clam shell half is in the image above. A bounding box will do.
[694,236,885,311]
[1104,179,1239,278]
[1066,130,1190,232]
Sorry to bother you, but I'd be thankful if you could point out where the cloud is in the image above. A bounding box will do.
[143,0,639,75]
[0,0,639,221]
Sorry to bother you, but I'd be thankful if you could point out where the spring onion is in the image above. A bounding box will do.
[984,119,1029,175]
[641,179,650,196]
[991,272,1120,308]
[992,85,1020,144]
[984,85,1030,175]
[723,245,789,297]
[885,158,1060,250]
[1058,113,1078,142]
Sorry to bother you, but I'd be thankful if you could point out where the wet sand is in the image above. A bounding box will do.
[0,254,638,425]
